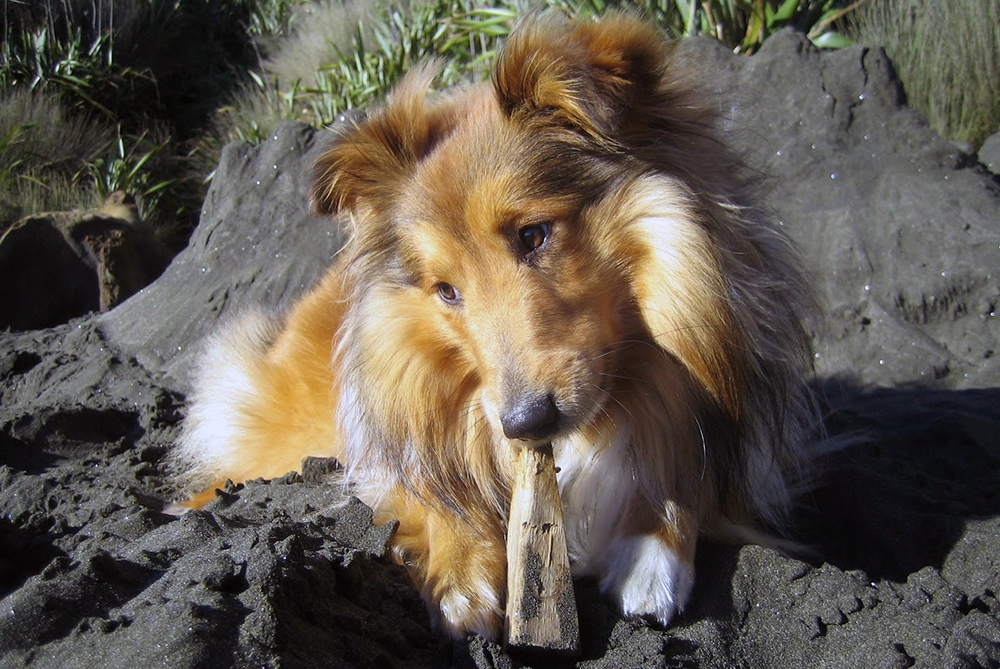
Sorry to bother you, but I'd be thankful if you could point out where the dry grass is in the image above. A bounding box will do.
[0,89,115,228]
[849,0,1000,147]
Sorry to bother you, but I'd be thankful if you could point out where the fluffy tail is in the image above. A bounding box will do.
[168,309,282,502]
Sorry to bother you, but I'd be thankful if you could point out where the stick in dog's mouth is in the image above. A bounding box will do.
[505,442,580,656]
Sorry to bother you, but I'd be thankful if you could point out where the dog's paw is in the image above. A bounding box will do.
[600,533,695,627]
[425,573,504,639]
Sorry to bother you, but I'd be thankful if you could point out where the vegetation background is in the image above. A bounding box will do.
[1,0,997,248]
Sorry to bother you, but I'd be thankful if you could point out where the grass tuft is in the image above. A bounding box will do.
[214,0,860,147]
[0,88,115,231]
[1,0,312,239]
[213,0,514,145]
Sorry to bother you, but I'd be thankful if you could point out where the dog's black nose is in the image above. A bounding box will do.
[501,394,559,441]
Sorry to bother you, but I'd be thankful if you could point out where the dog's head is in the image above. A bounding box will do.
[312,14,784,461]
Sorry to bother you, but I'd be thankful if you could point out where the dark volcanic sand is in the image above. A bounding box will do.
[2,30,999,669]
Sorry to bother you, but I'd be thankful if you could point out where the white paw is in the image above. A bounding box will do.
[600,534,695,627]
[430,579,503,639]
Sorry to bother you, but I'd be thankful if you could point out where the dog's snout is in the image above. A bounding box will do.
[501,394,559,441]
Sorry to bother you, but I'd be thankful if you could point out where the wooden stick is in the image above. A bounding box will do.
[505,443,580,656]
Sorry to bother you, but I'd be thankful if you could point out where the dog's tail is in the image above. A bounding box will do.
[167,309,282,509]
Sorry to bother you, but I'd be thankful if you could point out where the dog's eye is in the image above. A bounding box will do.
[517,222,551,256]
[436,282,461,304]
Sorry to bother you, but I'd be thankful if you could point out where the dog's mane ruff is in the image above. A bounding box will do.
[633,86,817,532]
[332,281,512,528]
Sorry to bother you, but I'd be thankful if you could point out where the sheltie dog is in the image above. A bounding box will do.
[172,12,817,639]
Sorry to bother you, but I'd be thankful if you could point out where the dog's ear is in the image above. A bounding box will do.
[493,12,669,146]
[311,64,446,216]
[622,177,751,421]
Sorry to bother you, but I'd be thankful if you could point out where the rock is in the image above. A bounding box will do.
[1,31,999,669]
[979,130,1000,175]
[678,30,1000,388]
[98,123,343,389]
[0,193,172,331]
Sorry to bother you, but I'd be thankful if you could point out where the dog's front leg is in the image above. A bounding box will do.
[599,501,697,628]
[421,513,507,639]
[384,489,507,639]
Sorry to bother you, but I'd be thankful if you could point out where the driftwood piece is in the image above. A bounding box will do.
[504,443,580,655]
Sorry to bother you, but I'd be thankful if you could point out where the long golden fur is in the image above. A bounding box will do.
[172,13,817,639]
